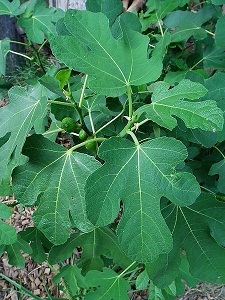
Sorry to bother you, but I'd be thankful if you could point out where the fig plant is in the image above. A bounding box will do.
[1,0,225,299]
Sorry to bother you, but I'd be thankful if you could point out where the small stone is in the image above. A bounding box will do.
[34,289,41,295]
[12,271,19,279]
[44,268,51,275]
[31,282,36,290]
[22,219,29,225]
[35,277,41,286]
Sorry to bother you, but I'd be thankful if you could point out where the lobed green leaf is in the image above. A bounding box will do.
[0,203,17,245]
[0,85,47,194]
[19,227,47,263]
[136,79,224,131]
[163,194,225,283]
[0,220,17,245]
[13,134,100,244]
[51,10,162,96]
[86,0,123,26]
[85,268,130,300]
[18,0,64,44]
[85,137,200,262]
[53,265,87,296]
[0,0,20,15]
[5,235,32,268]
[215,15,225,48]
[49,227,132,273]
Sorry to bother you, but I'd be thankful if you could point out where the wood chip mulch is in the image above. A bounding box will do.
[1,197,225,299]
[177,282,225,300]
[0,196,67,299]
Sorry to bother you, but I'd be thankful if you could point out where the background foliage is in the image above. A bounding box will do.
[1,0,225,299]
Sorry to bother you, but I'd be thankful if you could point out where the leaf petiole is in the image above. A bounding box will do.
[79,74,88,108]
[94,106,125,136]
[189,57,204,70]
[213,145,225,159]
[45,262,73,300]
[8,50,32,60]
[74,101,85,126]
[88,109,95,134]
[127,131,139,147]
[118,115,138,137]
[38,39,48,53]
[130,118,149,132]
[216,194,225,201]
[30,41,46,72]
[127,85,133,118]
[118,261,137,278]
[201,185,225,202]
[45,261,59,274]
[205,29,215,37]
[47,100,76,108]
[9,40,30,47]
[156,13,164,36]
[200,186,215,194]
[42,128,64,136]
[67,137,106,153]
[123,266,141,279]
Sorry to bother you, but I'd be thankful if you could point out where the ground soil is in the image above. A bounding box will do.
[1,196,225,299]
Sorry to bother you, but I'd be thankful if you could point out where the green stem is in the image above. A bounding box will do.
[200,186,225,201]
[42,128,64,136]
[191,1,206,10]
[119,119,134,137]
[189,57,204,70]
[45,262,73,300]
[30,42,45,73]
[200,185,215,194]
[216,194,225,201]
[0,273,41,300]
[94,107,125,136]
[74,101,85,126]
[123,267,141,279]
[156,13,164,36]
[127,85,133,118]
[47,100,76,108]
[71,251,75,265]
[205,29,215,36]
[118,117,136,138]
[127,131,139,147]
[112,264,120,271]
[118,112,140,138]
[130,119,149,132]
[118,261,137,278]
[213,145,225,159]
[79,74,88,108]
[67,80,71,95]
[88,110,95,134]
[9,40,30,47]
[8,50,32,60]
[45,261,59,274]
[62,279,73,300]
[42,274,53,300]
[68,137,106,153]
[38,39,48,53]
